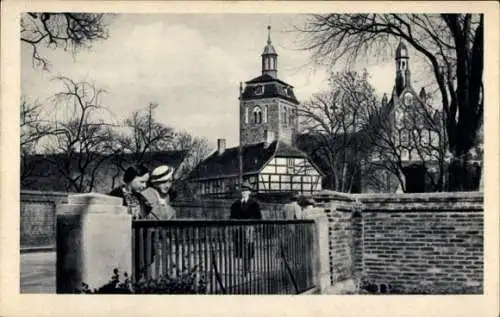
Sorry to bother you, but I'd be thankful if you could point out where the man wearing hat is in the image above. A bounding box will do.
[142,164,177,220]
[230,180,262,275]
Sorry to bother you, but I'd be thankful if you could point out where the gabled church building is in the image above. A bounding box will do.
[189,26,324,197]
[362,41,446,193]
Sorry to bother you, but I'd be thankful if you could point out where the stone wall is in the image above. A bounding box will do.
[354,192,483,294]
[20,190,67,250]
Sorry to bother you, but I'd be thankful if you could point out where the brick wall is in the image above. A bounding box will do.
[354,192,483,294]
[315,191,362,285]
[20,190,68,250]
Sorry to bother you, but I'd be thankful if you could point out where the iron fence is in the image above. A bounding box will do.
[132,219,316,294]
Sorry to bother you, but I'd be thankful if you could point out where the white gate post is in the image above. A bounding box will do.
[56,193,132,293]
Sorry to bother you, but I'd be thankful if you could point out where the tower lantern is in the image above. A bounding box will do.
[261,25,278,78]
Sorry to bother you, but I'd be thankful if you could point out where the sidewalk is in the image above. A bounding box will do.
[20,251,56,293]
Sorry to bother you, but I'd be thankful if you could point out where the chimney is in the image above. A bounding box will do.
[217,138,226,155]
[264,130,275,147]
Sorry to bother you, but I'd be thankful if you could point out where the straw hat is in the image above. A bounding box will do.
[149,165,174,184]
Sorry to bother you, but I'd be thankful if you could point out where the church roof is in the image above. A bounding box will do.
[188,141,309,180]
[242,75,300,104]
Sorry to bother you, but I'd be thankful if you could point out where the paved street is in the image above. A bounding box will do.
[20,251,56,293]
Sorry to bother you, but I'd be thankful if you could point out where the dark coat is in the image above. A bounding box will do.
[230,198,262,258]
[108,186,153,219]
[109,186,156,278]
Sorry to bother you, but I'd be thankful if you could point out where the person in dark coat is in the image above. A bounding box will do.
[108,164,155,279]
[230,180,262,275]
[108,164,153,220]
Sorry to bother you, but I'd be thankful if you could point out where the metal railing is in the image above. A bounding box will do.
[132,220,317,294]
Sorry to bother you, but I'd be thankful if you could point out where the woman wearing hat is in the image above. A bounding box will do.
[136,165,177,279]
[230,180,262,275]
[142,165,177,220]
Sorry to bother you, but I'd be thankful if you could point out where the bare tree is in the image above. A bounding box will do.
[297,14,483,190]
[21,13,110,70]
[116,103,176,162]
[298,71,376,192]
[43,77,118,192]
[20,97,53,186]
[171,131,210,180]
[166,131,211,200]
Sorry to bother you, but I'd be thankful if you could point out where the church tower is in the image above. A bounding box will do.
[239,25,300,146]
[395,41,411,96]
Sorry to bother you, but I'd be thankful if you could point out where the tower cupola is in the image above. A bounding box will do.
[261,25,278,78]
[395,41,411,95]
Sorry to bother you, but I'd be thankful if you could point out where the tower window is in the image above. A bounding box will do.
[253,106,262,124]
[254,85,264,96]
[281,106,288,127]
[263,105,268,123]
[245,107,249,124]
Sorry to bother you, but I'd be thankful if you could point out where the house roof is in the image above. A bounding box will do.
[188,140,310,181]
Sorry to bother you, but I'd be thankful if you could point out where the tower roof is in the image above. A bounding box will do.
[395,41,409,59]
[261,25,277,56]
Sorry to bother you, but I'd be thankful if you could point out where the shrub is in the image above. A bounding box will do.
[78,267,207,294]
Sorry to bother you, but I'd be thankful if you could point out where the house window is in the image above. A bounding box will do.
[253,106,262,124]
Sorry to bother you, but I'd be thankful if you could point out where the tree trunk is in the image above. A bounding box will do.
[447,157,482,191]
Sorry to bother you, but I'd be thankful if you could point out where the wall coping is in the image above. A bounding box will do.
[67,193,123,206]
[313,190,357,203]
[21,190,69,196]
[352,191,483,212]
[353,191,483,203]
[21,190,68,202]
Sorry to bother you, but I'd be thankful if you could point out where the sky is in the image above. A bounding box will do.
[21,13,432,149]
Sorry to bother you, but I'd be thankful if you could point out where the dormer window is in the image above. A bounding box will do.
[254,85,264,96]
[253,106,262,124]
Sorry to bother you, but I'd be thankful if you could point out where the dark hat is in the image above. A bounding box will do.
[299,194,316,206]
[239,180,254,192]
